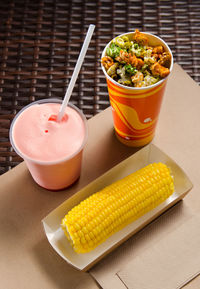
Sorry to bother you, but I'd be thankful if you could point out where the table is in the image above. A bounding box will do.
[1,0,200,174]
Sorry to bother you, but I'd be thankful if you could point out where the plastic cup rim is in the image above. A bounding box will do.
[101,31,174,91]
[9,98,88,166]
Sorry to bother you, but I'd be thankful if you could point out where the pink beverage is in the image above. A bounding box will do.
[10,99,88,190]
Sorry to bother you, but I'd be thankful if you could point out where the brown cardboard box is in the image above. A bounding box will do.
[0,64,199,289]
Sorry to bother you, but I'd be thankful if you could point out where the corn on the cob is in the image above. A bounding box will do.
[61,162,174,253]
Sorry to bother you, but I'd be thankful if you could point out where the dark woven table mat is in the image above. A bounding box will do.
[0,0,200,174]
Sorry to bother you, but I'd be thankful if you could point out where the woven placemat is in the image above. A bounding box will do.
[0,0,200,174]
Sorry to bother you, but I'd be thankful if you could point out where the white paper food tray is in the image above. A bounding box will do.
[42,144,193,271]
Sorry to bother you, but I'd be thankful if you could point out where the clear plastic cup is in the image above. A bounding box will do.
[101,31,173,147]
[10,98,88,190]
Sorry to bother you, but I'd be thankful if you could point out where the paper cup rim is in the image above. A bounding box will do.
[101,31,174,91]
[9,98,88,166]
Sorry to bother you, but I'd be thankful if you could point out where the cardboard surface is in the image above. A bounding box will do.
[90,64,200,289]
[43,144,192,271]
[0,63,200,289]
[117,215,200,289]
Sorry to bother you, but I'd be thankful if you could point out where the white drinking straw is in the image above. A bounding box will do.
[57,24,95,121]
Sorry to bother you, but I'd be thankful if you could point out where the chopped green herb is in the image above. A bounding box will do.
[106,43,121,58]
[125,64,137,75]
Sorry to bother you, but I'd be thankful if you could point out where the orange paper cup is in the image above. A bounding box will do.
[101,31,173,147]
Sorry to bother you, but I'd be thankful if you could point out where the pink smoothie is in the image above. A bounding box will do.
[10,101,87,190]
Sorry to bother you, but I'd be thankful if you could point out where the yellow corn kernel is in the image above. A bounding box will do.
[85,234,90,242]
[61,163,174,254]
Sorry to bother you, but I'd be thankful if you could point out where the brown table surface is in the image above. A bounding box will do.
[0,0,200,175]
